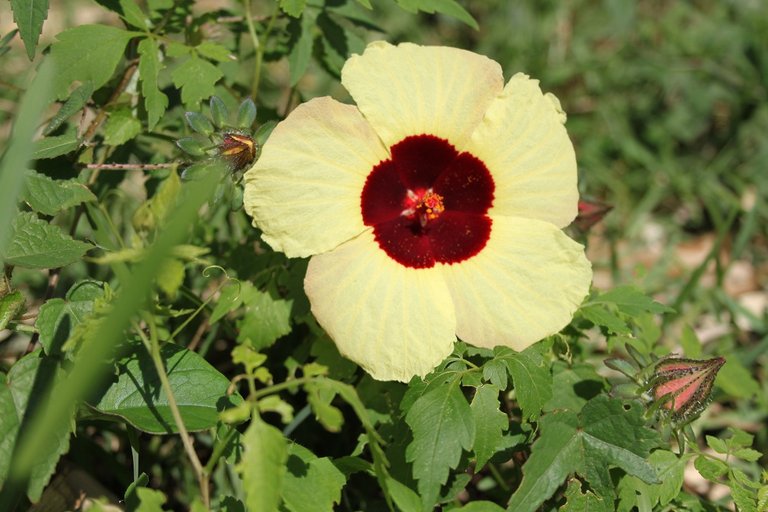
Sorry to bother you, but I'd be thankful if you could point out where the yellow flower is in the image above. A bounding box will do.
[244,42,592,382]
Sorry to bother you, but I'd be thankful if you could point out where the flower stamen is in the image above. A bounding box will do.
[401,188,445,228]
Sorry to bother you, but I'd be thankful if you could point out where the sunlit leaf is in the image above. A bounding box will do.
[10,0,49,59]
[470,384,508,470]
[239,415,288,512]
[281,444,346,512]
[22,170,96,216]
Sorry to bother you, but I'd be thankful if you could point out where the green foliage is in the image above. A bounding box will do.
[0,0,765,510]
[507,396,661,512]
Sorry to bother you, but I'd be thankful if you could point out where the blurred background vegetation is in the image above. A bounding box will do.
[1,0,766,508]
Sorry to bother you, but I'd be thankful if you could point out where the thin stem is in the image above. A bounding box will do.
[203,426,238,475]
[486,462,510,492]
[252,376,317,400]
[139,315,210,508]
[247,1,279,100]
[84,163,181,170]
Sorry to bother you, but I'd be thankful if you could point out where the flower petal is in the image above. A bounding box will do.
[243,97,388,257]
[440,216,591,350]
[341,41,504,150]
[305,230,457,382]
[466,74,578,228]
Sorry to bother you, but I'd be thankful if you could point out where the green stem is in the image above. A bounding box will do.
[203,426,239,475]
[138,316,211,508]
[246,0,279,100]
[487,462,510,492]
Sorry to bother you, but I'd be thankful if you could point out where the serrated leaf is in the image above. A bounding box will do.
[104,106,142,146]
[561,479,612,512]
[90,341,243,434]
[306,380,344,432]
[49,25,138,100]
[196,41,233,62]
[138,38,168,130]
[44,81,94,135]
[0,290,25,331]
[1,211,92,268]
[32,129,80,159]
[394,0,477,29]
[135,487,169,511]
[595,285,674,316]
[470,384,508,469]
[386,477,421,512]
[23,170,96,216]
[495,347,552,421]
[287,13,315,85]
[405,377,474,508]
[580,303,632,335]
[280,0,308,17]
[239,415,287,512]
[733,448,762,462]
[171,55,223,107]
[10,0,49,60]
[694,455,728,480]
[706,435,728,454]
[0,350,72,501]
[119,0,148,30]
[237,284,292,350]
[507,396,660,512]
[481,358,507,389]
[281,444,346,512]
[36,280,105,355]
[544,361,607,413]
[616,450,686,512]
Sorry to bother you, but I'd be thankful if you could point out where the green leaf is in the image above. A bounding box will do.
[394,0,478,29]
[706,435,729,454]
[561,479,613,512]
[36,280,105,355]
[495,347,552,421]
[405,377,474,508]
[0,60,54,259]
[507,396,660,512]
[544,361,607,413]
[0,350,72,501]
[594,285,674,316]
[104,106,142,146]
[119,0,148,30]
[10,0,49,60]
[386,477,421,512]
[733,448,762,462]
[616,450,686,512]
[22,170,96,216]
[281,444,346,512]
[176,136,208,157]
[0,373,20,487]
[49,25,138,100]
[155,258,184,298]
[196,41,233,62]
[237,284,292,350]
[137,38,168,131]
[171,55,223,107]
[31,129,80,159]
[306,380,344,432]
[134,487,169,511]
[580,304,632,335]
[44,81,94,135]
[210,283,244,324]
[239,415,288,512]
[450,502,505,512]
[470,384,508,470]
[280,0,308,17]
[1,211,92,268]
[0,290,25,331]
[90,341,243,434]
[716,357,759,398]
[694,455,728,480]
[287,13,315,85]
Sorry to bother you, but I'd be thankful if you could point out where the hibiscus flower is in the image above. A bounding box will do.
[244,41,592,382]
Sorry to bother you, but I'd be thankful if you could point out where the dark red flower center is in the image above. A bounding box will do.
[360,135,495,269]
